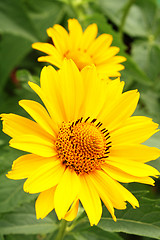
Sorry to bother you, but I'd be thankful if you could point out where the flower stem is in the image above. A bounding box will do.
[119,0,135,41]
[55,219,67,240]
[67,0,86,21]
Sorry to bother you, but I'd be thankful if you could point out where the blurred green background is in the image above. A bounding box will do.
[0,0,160,240]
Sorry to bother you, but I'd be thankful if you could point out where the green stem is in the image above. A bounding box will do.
[119,0,135,41]
[55,219,67,240]
[67,0,86,21]
[67,0,79,18]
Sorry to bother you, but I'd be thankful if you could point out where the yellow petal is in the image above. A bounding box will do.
[32,20,126,78]
[35,186,56,219]
[79,174,102,226]
[32,42,61,58]
[97,78,124,121]
[9,134,56,157]
[57,59,84,121]
[19,100,57,138]
[23,160,65,193]
[39,66,66,123]
[103,55,127,64]
[102,164,155,185]
[47,25,69,55]
[111,117,159,144]
[96,170,139,209]
[105,157,159,177]
[40,61,84,122]
[6,154,57,180]
[122,116,154,126]
[54,168,80,220]
[54,24,70,49]
[80,65,107,119]
[64,199,79,222]
[91,170,126,210]
[113,180,139,208]
[88,34,113,56]
[28,81,62,130]
[93,47,120,65]
[97,63,125,77]
[0,113,51,140]
[37,55,62,68]
[103,90,140,131]
[88,173,116,221]
[110,144,160,162]
[68,19,83,50]
[80,23,98,50]
[32,42,62,68]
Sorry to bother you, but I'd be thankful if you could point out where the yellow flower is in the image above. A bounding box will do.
[1,60,160,226]
[32,19,126,79]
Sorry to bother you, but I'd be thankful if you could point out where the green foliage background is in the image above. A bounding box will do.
[0,0,160,239]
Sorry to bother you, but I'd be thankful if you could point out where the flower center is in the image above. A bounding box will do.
[55,118,111,175]
[64,49,93,70]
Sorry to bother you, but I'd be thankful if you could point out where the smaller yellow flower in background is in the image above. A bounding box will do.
[32,19,126,79]
[1,60,160,226]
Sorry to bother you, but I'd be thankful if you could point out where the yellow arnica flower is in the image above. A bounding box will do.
[1,60,160,226]
[32,18,126,79]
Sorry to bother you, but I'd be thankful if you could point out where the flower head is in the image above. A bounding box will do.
[32,19,126,79]
[1,60,160,225]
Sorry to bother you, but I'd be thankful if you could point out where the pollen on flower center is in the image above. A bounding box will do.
[64,49,93,70]
[55,117,111,175]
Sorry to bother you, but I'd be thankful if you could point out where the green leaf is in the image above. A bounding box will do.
[5,234,37,240]
[0,203,58,235]
[145,131,160,149]
[72,195,160,239]
[0,146,21,173]
[122,55,152,86]
[69,227,123,240]
[0,34,32,93]
[140,90,160,117]
[97,197,160,239]
[84,14,151,85]
[0,174,36,213]
[0,0,39,41]
[0,0,64,92]
[26,0,64,41]
[16,69,40,92]
[99,0,157,37]
[0,235,5,240]
[16,69,36,83]
[144,131,160,171]
[132,40,160,83]
[0,213,57,235]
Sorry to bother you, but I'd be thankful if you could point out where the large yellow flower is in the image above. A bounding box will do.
[1,60,160,226]
[32,19,126,79]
